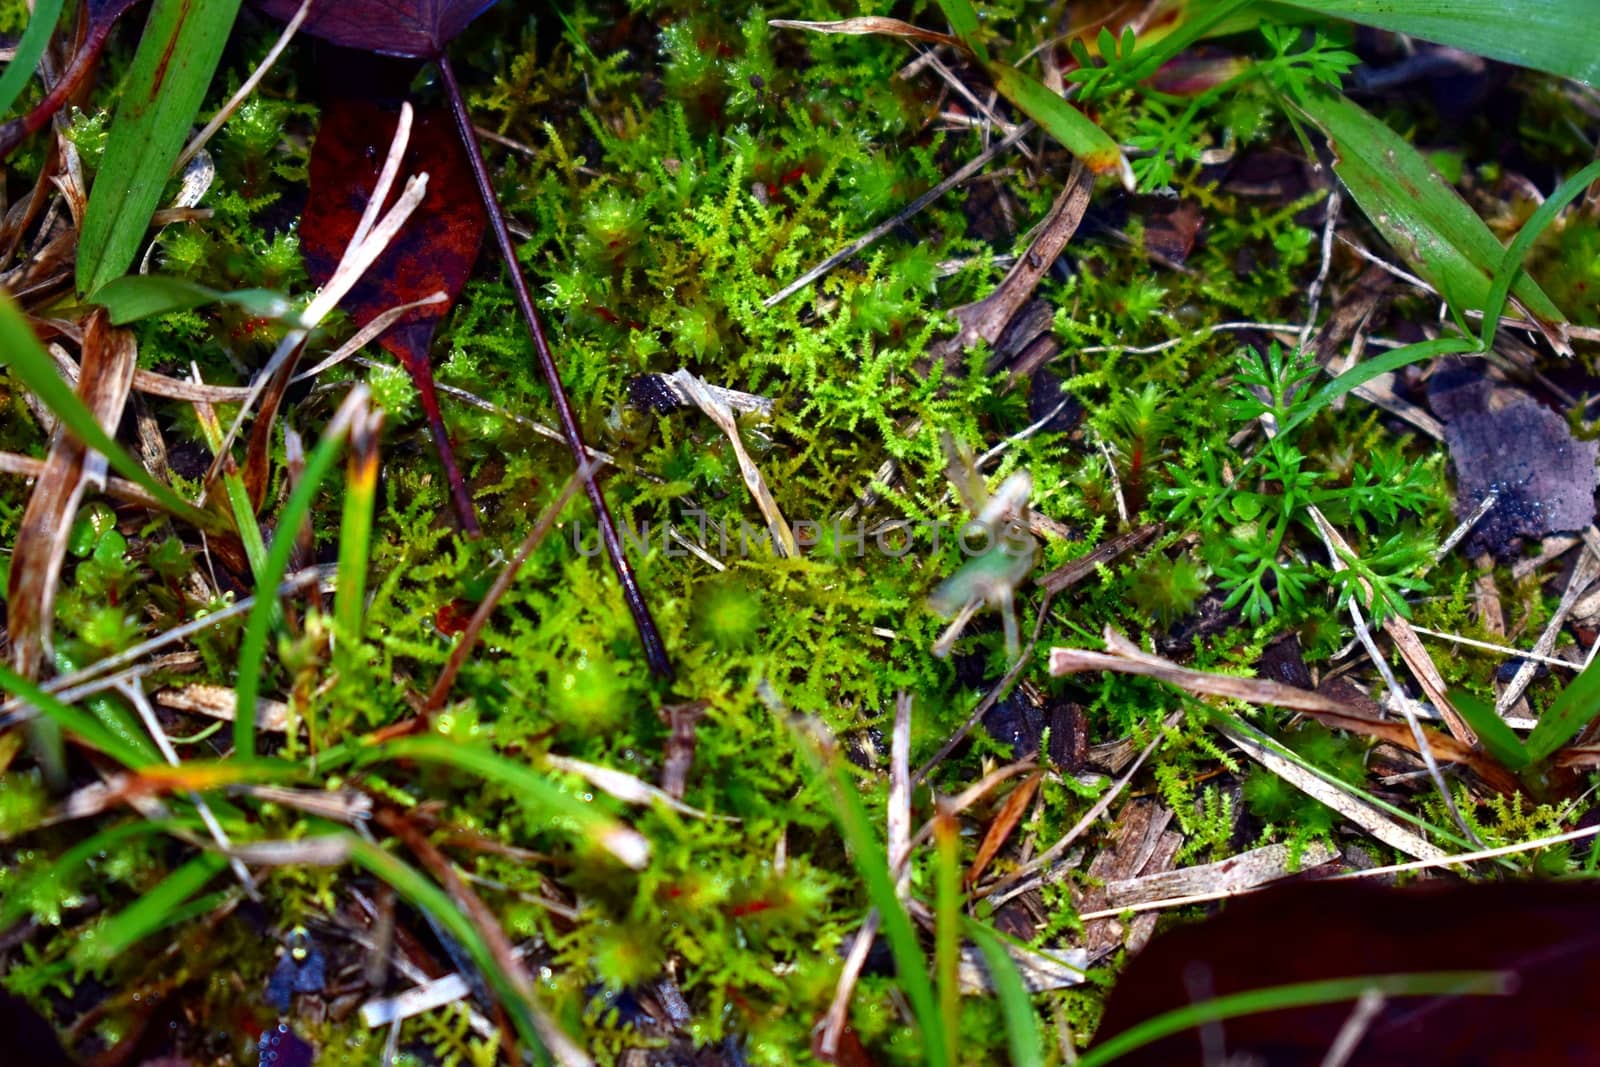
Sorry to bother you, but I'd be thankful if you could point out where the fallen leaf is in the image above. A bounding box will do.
[1091,879,1600,1065]
[7,309,135,680]
[301,98,487,533]
[255,0,672,676]
[966,770,1043,888]
[252,0,496,59]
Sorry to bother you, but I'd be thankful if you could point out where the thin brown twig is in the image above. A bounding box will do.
[439,55,670,677]
[424,468,588,712]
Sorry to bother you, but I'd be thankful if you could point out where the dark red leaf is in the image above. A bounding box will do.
[260,0,673,675]
[301,97,486,533]
[252,0,497,59]
[1093,879,1600,1065]
[0,0,144,160]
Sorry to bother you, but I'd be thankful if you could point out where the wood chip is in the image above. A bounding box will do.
[155,683,291,733]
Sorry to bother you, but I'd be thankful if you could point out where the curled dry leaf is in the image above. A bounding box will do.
[767,17,961,47]
[301,98,487,532]
[252,0,496,58]
[965,770,1043,888]
[1092,879,1600,1066]
[7,310,136,680]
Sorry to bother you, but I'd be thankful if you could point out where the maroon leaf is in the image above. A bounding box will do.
[0,0,144,160]
[257,0,673,676]
[301,98,486,533]
[1092,878,1600,1064]
[251,0,497,58]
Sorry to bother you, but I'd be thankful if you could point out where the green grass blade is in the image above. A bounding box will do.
[359,736,650,869]
[989,62,1129,181]
[816,749,949,1067]
[965,920,1046,1067]
[1281,336,1478,438]
[1295,88,1566,327]
[76,0,242,296]
[0,293,221,530]
[0,819,179,928]
[70,851,227,969]
[190,396,269,581]
[1269,0,1600,87]
[1450,692,1529,771]
[1478,159,1600,349]
[233,395,353,757]
[1123,0,1254,82]
[0,0,65,119]
[1079,970,1511,1067]
[93,274,294,326]
[345,835,548,1055]
[934,0,989,63]
[1527,654,1600,764]
[0,660,153,768]
[1217,711,1481,852]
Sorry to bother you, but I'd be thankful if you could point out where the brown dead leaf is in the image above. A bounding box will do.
[7,309,136,680]
[934,160,1094,370]
[767,17,960,47]
[966,770,1043,888]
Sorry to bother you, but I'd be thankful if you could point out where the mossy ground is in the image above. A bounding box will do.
[2,2,1599,1064]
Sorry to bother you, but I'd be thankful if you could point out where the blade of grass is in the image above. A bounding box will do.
[930,0,1127,183]
[1122,0,1255,82]
[1294,88,1568,343]
[1217,710,1483,854]
[0,0,65,119]
[344,835,549,1056]
[0,819,181,928]
[987,63,1131,184]
[191,393,269,580]
[1280,335,1478,438]
[1450,692,1529,771]
[0,294,221,530]
[69,851,228,969]
[1270,0,1600,86]
[0,660,153,768]
[814,742,949,1067]
[77,0,242,296]
[1527,654,1600,764]
[355,735,649,870]
[234,387,369,757]
[1079,970,1511,1067]
[1478,159,1600,349]
[93,274,295,327]
[932,0,989,63]
[333,406,383,664]
[933,810,962,1060]
[964,919,1046,1067]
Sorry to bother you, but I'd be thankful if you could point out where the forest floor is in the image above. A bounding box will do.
[2,1,1600,1065]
